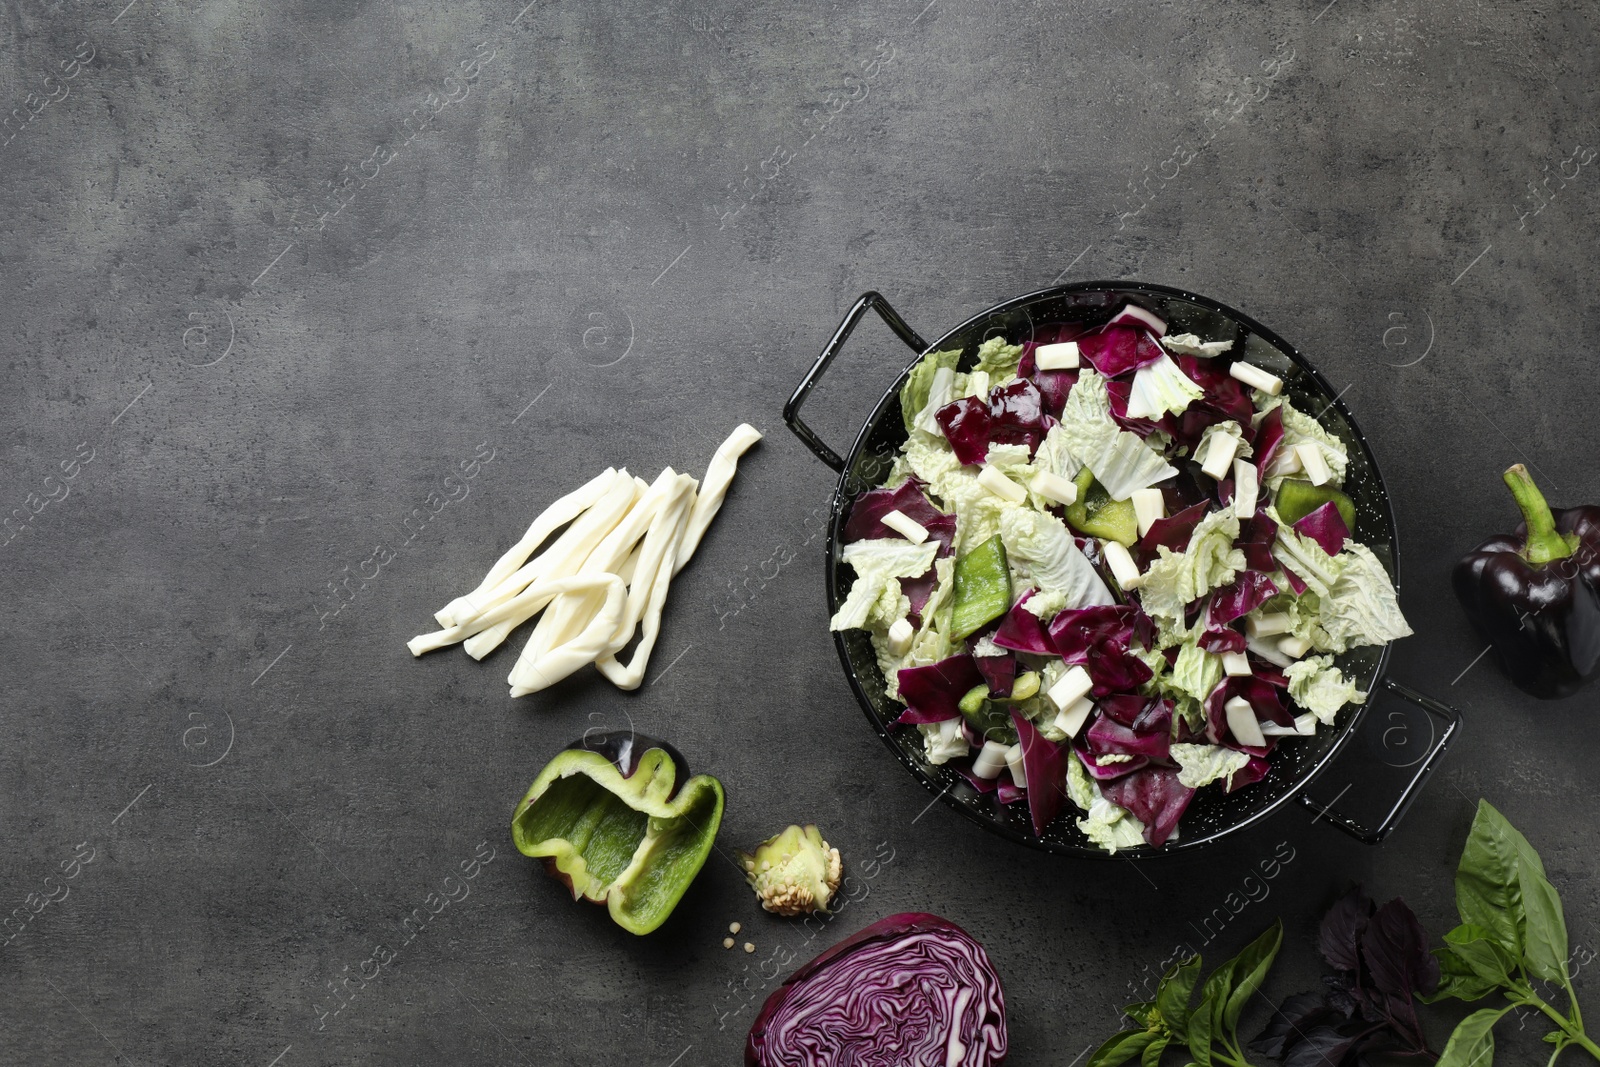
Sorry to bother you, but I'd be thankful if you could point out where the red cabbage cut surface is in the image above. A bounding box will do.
[1011,710,1071,835]
[1210,572,1280,624]
[1077,325,1165,377]
[992,593,1054,655]
[1292,501,1351,556]
[1253,405,1286,474]
[1073,743,1149,781]
[935,396,994,466]
[1237,510,1280,572]
[1100,766,1196,847]
[975,653,1017,697]
[895,655,984,725]
[746,912,1008,1067]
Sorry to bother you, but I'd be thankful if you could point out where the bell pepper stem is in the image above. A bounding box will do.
[1504,464,1573,565]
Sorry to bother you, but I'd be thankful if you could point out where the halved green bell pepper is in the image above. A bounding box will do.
[511,736,724,935]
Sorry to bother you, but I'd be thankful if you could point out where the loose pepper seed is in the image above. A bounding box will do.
[729,921,741,934]
[723,937,735,949]
[743,942,755,953]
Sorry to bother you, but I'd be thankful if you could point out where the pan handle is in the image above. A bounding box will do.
[1298,678,1462,844]
[784,291,928,472]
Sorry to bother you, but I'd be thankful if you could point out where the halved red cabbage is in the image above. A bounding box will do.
[975,653,1017,697]
[1077,325,1165,377]
[1209,571,1280,624]
[1012,710,1072,835]
[1292,501,1351,556]
[746,912,1008,1067]
[895,655,984,725]
[1100,766,1195,847]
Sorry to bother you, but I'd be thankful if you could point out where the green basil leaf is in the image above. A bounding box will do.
[1186,995,1214,1066]
[1088,1029,1156,1067]
[1198,956,1236,1034]
[1222,921,1284,1035]
[1424,943,1507,1004]
[1140,1036,1170,1067]
[1456,801,1527,958]
[1437,1006,1511,1067]
[1444,924,1520,987]
[1156,957,1202,1032]
[1518,866,1570,984]
[1123,1001,1160,1029]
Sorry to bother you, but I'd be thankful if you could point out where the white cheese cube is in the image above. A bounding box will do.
[1131,488,1166,537]
[1034,341,1081,371]
[1229,362,1283,396]
[880,509,929,544]
[1031,470,1079,506]
[1102,539,1142,588]
[1232,457,1260,519]
[1048,665,1094,710]
[1053,695,1095,738]
[1005,743,1028,789]
[977,465,1027,503]
[887,617,915,657]
[1277,634,1312,658]
[971,739,1011,779]
[1221,651,1252,677]
[1225,696,1266,748]
[1245,613,1292,638]
[1200,431,1240,480]
[1296,442,1332,486]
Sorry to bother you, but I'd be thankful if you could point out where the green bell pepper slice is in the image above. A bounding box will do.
[1274,478,1356,530]
[949,534,1012,641]
[1064,468,1139,546]
[511,743,724,936]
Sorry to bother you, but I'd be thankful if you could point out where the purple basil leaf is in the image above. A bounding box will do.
[1319,887,1374,974]
[1360,898,1437,1000]
[1280,1025,1366,1067]
[1251,993,1335,1059]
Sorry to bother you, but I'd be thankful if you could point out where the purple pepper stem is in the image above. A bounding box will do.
[1502,463,1575,566]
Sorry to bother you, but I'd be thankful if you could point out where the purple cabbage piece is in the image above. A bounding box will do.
[1140,501,1211,560]
[1073,744,1149,781]
[1179,355,1256,428]
[1077,325,1165,377]
[1210,571,1280,625]
[1106,303,1167,336]
[954,761,999,794]
[935,396,994,466]
[1225,755,1272,793]
[843,480,953,548]
[1096,694,1154,728]
[992,592,1054,655]
[1106,377,1173,439]
[996,778,1027,805]
[1203,676,1293,754]
[1047,604,1147,663]
[1083,640,1155,697]
[1085,705,1172,761]
[1253,405,1286,475]
[975,653,1017,697]
[1293,501,1351,556]
[895,655,984,725]
[1237,510,1280,573]
[1012,710,1072,835]
[745,912,1009,1067]
[1280,567,1309,596]
[1100,766,1196,847]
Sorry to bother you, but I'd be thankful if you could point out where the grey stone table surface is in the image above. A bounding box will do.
[2,0,1598,1063]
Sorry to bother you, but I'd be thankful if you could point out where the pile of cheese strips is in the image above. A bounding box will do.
[407,424,762,696]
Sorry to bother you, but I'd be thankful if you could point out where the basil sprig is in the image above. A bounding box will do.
[1089,921,1284,1067]
[1426,799,1600,1065]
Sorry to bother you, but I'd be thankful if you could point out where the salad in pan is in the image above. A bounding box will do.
[829,304,1413,853]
